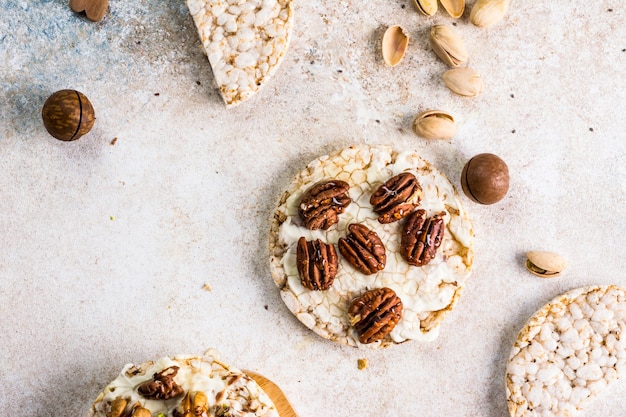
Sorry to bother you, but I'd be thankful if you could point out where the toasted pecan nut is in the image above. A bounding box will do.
[338,224,386,275]
[370,172,422,223]
[296,237,338,290]
[137,366,184,400]
[401,210,445,266]
[298,180,351,230]
[349,287,403,344]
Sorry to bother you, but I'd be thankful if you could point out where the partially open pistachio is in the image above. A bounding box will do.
[526,251,567,278]
[443,68,484,97]
[440,0,465,18]
[382,25,409,67]
[412,110,457,140]
[470,0,509,28]
[413,0,438,16]
[429,25,468,67]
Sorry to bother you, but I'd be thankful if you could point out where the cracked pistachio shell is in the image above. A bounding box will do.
[440,0,465,18]
[470,0,509,28]
[429,25,468,67]
[382,25,409,67]
[413,0,437,16]
[412,110,457,140]
[526,251,567,278]
[443,68,484,97]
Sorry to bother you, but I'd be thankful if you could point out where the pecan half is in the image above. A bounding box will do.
[298,180,351,230]
[401,209,445,266]
[349,287,403,344]
[338,224,386,275]
[296,237,338,290]
[369,172,422,223]
[137,366,184,400]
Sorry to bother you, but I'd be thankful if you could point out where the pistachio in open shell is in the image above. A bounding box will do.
[443,68,484,97]
[413,0,438,16]
[382,25,409,67]
[526,251,566,278]
[41,89,95,141]
[461,153,509,204]
[412,110,457,140]
[429,25,468,68]
[440,0,465,18]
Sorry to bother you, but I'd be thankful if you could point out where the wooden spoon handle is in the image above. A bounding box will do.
[244,370,299,417]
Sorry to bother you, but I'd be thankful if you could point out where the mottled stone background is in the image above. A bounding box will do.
[1,1,625,416]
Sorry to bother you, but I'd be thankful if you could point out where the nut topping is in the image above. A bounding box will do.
[175,391,209,417]
[106,398,128,417]
[297,237,338,290]
[370,172,422,223]
[130,407,151,417]
[338,224,386,275]
[137,366,184,400]
[349,287,403,344]
[401,210,445,266]
[298,180,351,230]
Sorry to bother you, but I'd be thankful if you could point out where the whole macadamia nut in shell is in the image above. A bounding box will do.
[461,153,509,204]
[41,89,95,141]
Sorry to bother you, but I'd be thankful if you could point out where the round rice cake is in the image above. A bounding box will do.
[269,145,474,347]
[87,350,278,417]
[506,285,626,417]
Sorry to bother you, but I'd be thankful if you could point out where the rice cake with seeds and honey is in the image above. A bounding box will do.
[506,285,626,417]
[87,350,278,417]
[269,145,474,348]
[186,0,293,107]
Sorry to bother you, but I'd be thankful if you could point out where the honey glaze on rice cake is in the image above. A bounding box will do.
[87,350,278,417]
[269,145,474,347]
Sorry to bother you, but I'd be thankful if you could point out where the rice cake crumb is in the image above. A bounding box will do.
[506,285,626,417]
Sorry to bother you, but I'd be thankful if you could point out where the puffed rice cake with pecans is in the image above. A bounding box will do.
[269,145,474,347]
[186,0,293,107]
[87,350,278,417]
[506,285,626,417]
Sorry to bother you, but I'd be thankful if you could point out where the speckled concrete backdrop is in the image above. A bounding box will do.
[1,1,625,416]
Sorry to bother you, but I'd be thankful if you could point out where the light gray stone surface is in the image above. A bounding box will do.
[0,1,625,416]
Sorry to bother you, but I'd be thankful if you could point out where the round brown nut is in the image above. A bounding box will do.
[41,89,95,141]
[460,153,509,204]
